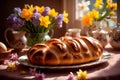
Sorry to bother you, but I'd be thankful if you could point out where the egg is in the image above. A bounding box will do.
[0,42,7,53]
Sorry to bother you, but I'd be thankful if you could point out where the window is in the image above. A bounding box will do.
[63,0,117,29]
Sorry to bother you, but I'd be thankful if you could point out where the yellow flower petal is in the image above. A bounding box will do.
[35,6,45,13]
[20,5,34,21]
[81,15,93,27]
[39,16,51,28]
[7,62,17,72]
[76,69,87,80]
[94,0,103,9]
[92,9,99,19]
[63,10,69,23]
[49,9,58,17]
[110,11,115,15]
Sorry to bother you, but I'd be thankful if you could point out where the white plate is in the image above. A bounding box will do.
[18,51,111,69]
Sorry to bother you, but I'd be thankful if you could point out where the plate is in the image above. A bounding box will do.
[18,51,111,69]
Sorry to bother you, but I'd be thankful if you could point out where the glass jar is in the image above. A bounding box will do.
[26,32,50,47]
[26,29,54,47]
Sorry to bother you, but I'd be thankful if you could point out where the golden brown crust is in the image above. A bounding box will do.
[27,36,103,65]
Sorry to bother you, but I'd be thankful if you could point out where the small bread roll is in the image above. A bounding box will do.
[0,42,7,53]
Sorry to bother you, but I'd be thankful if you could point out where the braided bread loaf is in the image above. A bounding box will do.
[27,36,103,65]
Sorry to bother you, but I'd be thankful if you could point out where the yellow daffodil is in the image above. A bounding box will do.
[87,10,99,19]
[63,10,69,23]
[94,0,103,9]
[106,3,113,9]
[96,0,103,4]
[7,4,69,47]
[81,0,117,28]
[7,62,17,72]
[49,9,58,17]
[94,3,101,9]
[81,15,93,27]
[106,3,117,10]
[110,11,115,15]
[39,16,51,28]
[20,9,33,21]
[20,5,34,21]
[76,69,87,80]
[111,3,117,10]
[34,6,45,14]
[92,10,99,19]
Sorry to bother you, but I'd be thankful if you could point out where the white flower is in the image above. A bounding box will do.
[77,0,90,18]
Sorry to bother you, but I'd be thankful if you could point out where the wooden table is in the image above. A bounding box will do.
[0,43,120,80]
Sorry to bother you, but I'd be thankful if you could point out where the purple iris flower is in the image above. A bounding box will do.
[55,14,64,28]
[14,7,21,15]
[32,11,41,26]
[7,13,24,29]
[42,6,50,16]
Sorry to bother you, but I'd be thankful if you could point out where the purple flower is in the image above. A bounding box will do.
[29,68,37,75]
[10,53,18,61]
[7,13,24,29]
[57,21,63,28]
[14,7,21,15]
[35,73,45,80]
[32,11,41,26]
[67,72,74,80]
[55,14,64,28]
[42,6,50,16]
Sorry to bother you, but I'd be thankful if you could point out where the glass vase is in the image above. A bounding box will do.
[26,32,51,47]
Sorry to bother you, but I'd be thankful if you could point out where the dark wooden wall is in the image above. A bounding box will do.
[0,0,66,45]
[117,0,120,24]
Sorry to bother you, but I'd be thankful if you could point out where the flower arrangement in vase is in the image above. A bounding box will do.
[81,0,117,28]
[6,4,69,47]
[80,0,117,48]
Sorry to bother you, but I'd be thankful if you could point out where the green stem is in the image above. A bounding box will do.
[100,1,107,14]
[96,10,110,21]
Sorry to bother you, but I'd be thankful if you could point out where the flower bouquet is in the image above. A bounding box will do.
[80,0,117,47]
[7,4,69,46]
[81,0,117,28]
